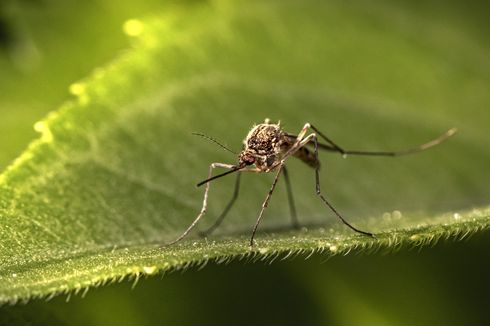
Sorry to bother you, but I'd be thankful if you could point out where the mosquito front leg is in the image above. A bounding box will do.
[200,172,241,237]
[165,162,235,246]
[250,164,284,246]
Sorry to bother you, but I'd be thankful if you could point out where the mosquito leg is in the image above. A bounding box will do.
[250,164,284,247]
[341,128,458,157]
[308,126,457,157]
[309,124,346,155]
[283,166,299,229]
[309,135,374,237]
[200,172,241,237]
[272,123,313,168]
[165,163,235,246]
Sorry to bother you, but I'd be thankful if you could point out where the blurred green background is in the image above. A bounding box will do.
[0,0,489,325]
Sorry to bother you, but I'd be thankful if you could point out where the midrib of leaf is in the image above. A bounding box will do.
[0,0,489,303]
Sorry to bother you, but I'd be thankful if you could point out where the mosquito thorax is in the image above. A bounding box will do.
[239,121,288,171]
[244,122,283,155]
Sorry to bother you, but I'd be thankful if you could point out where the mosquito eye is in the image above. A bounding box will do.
[240,154,255,165]
[245,156,255,165]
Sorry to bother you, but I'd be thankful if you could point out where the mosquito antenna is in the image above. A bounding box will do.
[192,132,237,154]
[197,166,242,187]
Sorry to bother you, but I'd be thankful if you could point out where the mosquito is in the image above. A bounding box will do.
[167,119,457,247]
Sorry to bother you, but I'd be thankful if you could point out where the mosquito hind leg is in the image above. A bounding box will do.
[199,172,241,237]
[308,125,457,157]
[309,124,346,155]
[164,162,235,246]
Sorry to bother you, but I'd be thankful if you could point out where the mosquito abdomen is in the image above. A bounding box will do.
[294,146,320,168]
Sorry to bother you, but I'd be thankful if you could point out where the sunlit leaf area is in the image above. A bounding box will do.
[0,0,489,325]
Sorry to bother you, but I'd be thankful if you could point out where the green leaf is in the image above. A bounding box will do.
[1,0,489,303]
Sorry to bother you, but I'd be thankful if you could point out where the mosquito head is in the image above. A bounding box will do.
[238,150,256,166]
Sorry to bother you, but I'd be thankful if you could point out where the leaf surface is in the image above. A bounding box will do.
[1,0,489,303]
